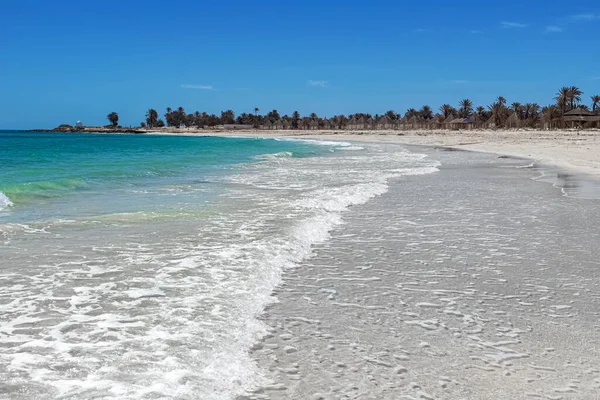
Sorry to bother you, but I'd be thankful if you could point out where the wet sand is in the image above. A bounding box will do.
[240,147,600,399]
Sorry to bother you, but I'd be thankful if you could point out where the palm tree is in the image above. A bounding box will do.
[541,104,561,123]
[176,107,186,127]
[254,107,260,116]
[521,103,541,127]
[145,109,158,128]
[511,102,523,119]
[523,103,540,119]
[385,110,400,120]
[220,110,235,124]
[567,86,583,110]
[591,95,600,113]
[439,104,454,119]
[458,99,473,118]
[107,112,119,127]
[475,106,489,121]
[419,105,433,120]
[266,109,280,123]
[489,99,509,127]
[405,108,418,120]
[555,86,569,115]
[291,111,300,128]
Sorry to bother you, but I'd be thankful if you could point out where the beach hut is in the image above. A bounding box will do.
[272,120,285,130]
[506,112,521,129]
[441,114,456,130]
[334,118,349,130]
[376,115,393,130]
[355,116,366,130]
[447,117,473,130]
[396,115,408,130]
[296,119,305,130]
[262,120,273,130]
[346,117,358,130]
[282,120,291,130]
[329,119,340,130]
[309,120,319,130]
[483,115,496,130]
[447,118,461,130]
[563,108,599,129]
[421,118,435,130]
[407,115,420,130]
[469,114,487,130]
[428,115,444,130]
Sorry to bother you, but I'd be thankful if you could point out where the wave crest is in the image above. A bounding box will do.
[253,151,294,161]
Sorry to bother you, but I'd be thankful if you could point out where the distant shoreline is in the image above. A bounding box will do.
[24,127,600,179]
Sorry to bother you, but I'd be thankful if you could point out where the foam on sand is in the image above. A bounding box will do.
[0,191,13,211]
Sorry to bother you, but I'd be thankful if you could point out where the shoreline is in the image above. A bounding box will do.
[25,126,600,180]
[133,128,600,178]
[244,145,600,399]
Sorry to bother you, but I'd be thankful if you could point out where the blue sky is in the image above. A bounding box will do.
[1,0,599,129]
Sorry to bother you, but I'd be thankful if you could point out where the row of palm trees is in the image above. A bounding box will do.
[128,86,600,130]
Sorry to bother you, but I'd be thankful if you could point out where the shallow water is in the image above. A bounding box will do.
[0,133,439,399]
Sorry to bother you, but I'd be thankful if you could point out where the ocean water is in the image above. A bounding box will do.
[0,131,439,399]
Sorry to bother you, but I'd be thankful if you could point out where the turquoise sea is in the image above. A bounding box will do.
[0,131,326,223]
[0,131,439,399]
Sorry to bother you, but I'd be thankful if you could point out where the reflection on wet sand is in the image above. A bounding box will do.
[533,166,600,199]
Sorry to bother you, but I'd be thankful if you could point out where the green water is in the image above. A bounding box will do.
[0,131,324,222]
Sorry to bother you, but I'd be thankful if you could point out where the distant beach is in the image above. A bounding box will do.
[111,127,600,178]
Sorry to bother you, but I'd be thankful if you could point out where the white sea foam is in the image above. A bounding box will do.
[277,137,354,147]
[0,141,440,399]
[342,145,365,150]
[516,161,535,169]
[0,191,13,211]
[253,151,294,160]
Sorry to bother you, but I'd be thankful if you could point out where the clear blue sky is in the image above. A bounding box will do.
[1,0,599,129]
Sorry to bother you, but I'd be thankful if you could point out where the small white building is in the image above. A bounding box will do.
[75,121,83,128]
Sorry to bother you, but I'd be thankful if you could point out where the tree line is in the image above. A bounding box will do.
[105,86,600,129]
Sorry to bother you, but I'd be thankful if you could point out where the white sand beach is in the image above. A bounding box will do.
[231,137,600,400]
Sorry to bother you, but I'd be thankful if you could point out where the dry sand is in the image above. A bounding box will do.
[143,128,600,178]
